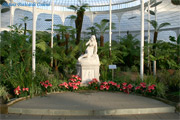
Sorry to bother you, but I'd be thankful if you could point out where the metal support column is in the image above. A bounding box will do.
[51,0,54,67]
[153,0,157,76]
[148,0,151,69]
[140,0,145,80]
[109,0,112,57]
[32,0,37,75]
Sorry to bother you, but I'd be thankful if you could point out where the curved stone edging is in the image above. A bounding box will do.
[7,91,64,107]
[8,107,175,116]
[7,91,177,115]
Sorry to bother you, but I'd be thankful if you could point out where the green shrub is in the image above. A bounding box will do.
[0,84,9,102]
[155,82,167,98]
[131,65,138,72]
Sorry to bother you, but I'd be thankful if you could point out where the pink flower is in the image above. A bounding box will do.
[92,78,98,83]
[23,88,29,92]
[48,83,52,87]
[45,80,49,83]
[73,85,78,90]
[69,78,76,82]
[40,82,44,86]
[127,84,133,89]
[135,86,141,90]
[14,89,20,95]
[122,83,127,86]
[14,86,21,95]
[102,82,108,85]
[17,86,21,91]
[148,85,155,91]
[117,84,120,88]
[44,84,48,89]
[100,85,105,90]
[77,77,82,81]
[76,81,81,86]
[140,82,146,88]
[105,85,110,90]
[123,86,127,90]
[71,75,75,78]
[112,82,117,86]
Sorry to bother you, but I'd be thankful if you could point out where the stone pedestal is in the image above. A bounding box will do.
[77,56,100,85]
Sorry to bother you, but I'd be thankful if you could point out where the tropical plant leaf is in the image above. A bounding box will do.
[45,19,52,21]
[67,5,78,11]
[147,20,158,31]
[177,34,180,45]
[36,41,48,52]
[151,1,162,7]
[157,22,170,31]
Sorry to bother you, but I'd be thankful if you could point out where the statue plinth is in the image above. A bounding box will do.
[77,55,100,86]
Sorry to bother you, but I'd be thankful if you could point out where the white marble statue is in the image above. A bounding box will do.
[77,35,100,85]
[78,35,98,62]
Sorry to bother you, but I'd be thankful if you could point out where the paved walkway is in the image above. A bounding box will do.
[1,113,180,120]
[3,91,179,118]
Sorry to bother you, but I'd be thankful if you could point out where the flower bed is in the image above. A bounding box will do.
[12,75,157,98]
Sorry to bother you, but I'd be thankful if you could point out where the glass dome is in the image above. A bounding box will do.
[1,0,180,42]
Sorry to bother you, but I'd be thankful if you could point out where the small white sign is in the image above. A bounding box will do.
[109,65,117,69]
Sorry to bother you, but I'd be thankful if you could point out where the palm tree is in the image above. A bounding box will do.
[147,20,170,75]
[20,16,31,35]
[94,19,116,47]
[67,1,89,45]
[86,26,97,36]
[53,24,74,54]
[67,15,77,40]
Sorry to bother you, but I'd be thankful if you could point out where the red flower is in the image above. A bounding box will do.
[45,80,49,83]
[140,82,146,88]
[123,86,127,90]
[135,86,141,90]
[48,83,52,87]
[14,86,21,95]
[77,77,82,81]
[17,86,21,91]
[23,88,29,92]
[73,85,78,90]
[102,82,108,85]
[100,85,105,90]
[105,85,110,90]
[122,82,127,86]
[117,84,120,88]
[92,78,98,82]
[44,84,48,89]
[127,84,133,89]
[148,85,156,91]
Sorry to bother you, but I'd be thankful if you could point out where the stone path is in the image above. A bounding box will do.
[5,91,178,117]
[1,113,180,120]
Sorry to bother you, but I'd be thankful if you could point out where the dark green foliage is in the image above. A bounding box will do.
[118,34,140,68]
[67,2,89,45]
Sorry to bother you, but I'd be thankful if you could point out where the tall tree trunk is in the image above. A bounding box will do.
[57,34,60,46]
[153,31,158,76]
[54,59,58,71]
[24,23,27,35]
[178,46,180,65]
[65,33,69,55]
[75,11,84,45]
[100,35,104,47]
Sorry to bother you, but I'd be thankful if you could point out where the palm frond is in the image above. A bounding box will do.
[157,22,170,31]
[67,5,78,11]
[147,20,158,31]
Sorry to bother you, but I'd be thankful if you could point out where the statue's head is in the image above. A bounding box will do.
[91,35,96,41]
